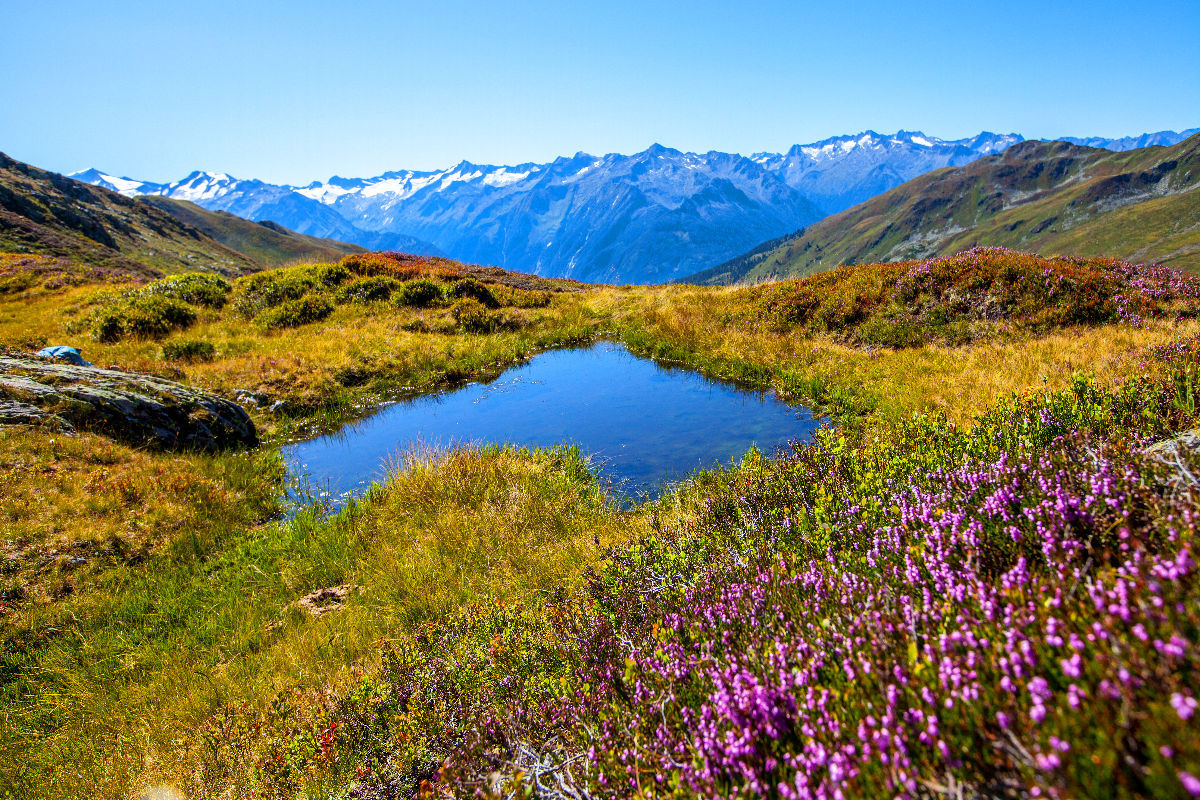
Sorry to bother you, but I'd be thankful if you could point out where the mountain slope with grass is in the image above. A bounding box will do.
[690,133,1200,285]
[0,152,259,277]
[138,196,365,267]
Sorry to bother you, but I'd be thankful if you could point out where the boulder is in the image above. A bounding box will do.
[0,354,256,451]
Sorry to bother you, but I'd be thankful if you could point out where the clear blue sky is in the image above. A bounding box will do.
[2,0,1197,185]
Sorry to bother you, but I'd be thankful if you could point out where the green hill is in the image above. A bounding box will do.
[688,133,1200,284]
[137,195,365,268]
[0,152,258,277]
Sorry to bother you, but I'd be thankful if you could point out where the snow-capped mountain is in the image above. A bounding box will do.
[1053,128,1199,152]
[71,169,443,256]
[750,130,1023,213]
[72,128,1197,284]
[290,146,823,283]
[68,168,166,197]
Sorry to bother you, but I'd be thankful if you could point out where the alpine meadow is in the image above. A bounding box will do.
[2,2,1200,798]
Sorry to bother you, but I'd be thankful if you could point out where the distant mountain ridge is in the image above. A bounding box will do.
[0,154,370,278]
[70,168,444,258]
[687,133,1200,285]
[72,128,1198,284]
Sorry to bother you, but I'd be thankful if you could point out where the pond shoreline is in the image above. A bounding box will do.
[281,340,820,507]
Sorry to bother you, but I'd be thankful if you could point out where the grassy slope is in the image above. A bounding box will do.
[0,153,259,278]
[138,196,366,268]
[0,251,1198,797]
[690,133,1200,285]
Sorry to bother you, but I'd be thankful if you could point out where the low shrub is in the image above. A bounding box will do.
[753,247,1200,347]
[136,273,231,308]
[90,295,197,341]
[340,252,426,279]
[334,276,402,304]
[256,293,335,329]
[232,263,350,318]
[161,339,216,362]
[450,298,500,333]
[396,278,443,308]
[446,278,498,308]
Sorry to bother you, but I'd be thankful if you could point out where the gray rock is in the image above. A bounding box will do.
[0,355,256,451]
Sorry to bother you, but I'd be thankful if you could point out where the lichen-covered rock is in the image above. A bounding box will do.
[0,355,256,450]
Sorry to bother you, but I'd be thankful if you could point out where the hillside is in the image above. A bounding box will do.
[689,133,1200,285]
[138,196,365,267]
[0,152,257,277]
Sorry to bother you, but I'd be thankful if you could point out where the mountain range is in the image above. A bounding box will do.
[0,152,368,278]
[73,128,1199,284]
[688,133,1200,284]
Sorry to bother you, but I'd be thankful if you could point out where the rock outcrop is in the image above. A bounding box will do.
[0,354,256,450]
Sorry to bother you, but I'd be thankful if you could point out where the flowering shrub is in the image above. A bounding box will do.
[0,252,142,293]
[754,248,1200,346]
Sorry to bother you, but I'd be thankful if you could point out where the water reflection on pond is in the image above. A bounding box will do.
[282,341,820,505]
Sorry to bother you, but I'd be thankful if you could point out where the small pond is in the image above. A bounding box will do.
[282,341,820,505]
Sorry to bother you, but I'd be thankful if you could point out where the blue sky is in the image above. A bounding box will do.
[2,0,1197,185]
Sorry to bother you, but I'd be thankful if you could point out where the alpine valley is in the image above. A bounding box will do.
[71,128,1198,284]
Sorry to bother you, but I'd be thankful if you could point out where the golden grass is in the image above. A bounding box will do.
[618,284,1197,425]
[22,446,639,798]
